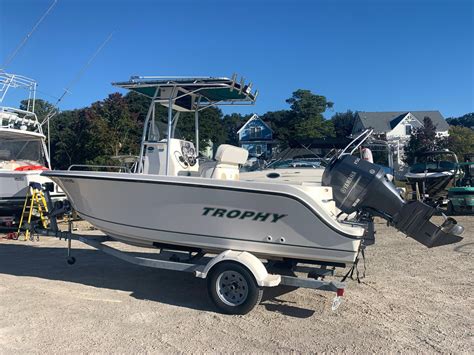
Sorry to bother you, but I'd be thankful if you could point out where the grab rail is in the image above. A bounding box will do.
[337,129,373,159]
[68,164,130,173]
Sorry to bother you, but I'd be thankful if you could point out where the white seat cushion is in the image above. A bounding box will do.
[215,145,248,165]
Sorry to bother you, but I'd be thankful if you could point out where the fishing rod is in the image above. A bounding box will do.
[1,0,59,69]
[40,32,115,164]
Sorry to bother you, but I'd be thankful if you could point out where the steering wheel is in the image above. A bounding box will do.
[175,151,189,169]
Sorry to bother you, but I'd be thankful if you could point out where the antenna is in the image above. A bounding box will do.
[41,31,114,128]
[41,32,114,165]
[1,0,59,69]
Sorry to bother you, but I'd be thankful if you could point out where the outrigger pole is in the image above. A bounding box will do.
[40,32,114,166]
[1,0,59,70]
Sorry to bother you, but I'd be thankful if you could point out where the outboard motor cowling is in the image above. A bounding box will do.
[323,155,464,248]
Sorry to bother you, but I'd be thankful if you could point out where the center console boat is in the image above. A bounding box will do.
[43,75,463,263]
[40,74,463,314]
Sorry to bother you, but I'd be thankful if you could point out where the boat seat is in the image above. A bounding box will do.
[200,144,248,180]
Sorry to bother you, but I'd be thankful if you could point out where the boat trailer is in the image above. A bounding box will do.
[29,216,347,315]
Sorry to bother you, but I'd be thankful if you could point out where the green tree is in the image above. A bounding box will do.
[286,89,334,140]
[86,93,141,160]
[175,107,226,153]
[286,89,333,118]
[331,110,357,137]
[125,91,225,153]
[48,93,143,168]
[261,90,335,148]
[49,108,94,169]
[404,116,448,165]
[447,126,474,158]
[261,110,294,145]
[446,113,474,129]
[20,98,57,122]
[222,113,249,145]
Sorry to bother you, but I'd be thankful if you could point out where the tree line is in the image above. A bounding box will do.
[22,90,473,169]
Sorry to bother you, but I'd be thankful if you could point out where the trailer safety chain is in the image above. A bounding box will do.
[341,247,367,283]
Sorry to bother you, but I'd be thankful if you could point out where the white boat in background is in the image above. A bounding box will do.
[0,71,65,216]
[241,158,325,184]
[405,150,458,204]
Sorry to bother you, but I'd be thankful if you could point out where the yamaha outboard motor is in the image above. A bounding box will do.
[323,132,464,248]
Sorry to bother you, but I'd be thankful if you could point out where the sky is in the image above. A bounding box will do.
[0,0,473,119]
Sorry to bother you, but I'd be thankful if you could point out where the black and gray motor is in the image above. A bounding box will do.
[323,153,464,248]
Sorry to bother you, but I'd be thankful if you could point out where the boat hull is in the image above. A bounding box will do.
[43,171,363,265]
[405,171,454,200]
[0,170,66,215]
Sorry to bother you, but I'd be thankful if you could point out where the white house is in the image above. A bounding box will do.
[352,111,450,169]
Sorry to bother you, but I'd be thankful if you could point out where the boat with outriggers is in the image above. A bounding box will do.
[0,71,65,220]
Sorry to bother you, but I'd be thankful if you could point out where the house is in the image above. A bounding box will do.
[352,110,450,169]
[237,114,273,158]
[352,111,449,140]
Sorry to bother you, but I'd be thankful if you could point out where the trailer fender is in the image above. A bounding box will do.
[195,250,281,287]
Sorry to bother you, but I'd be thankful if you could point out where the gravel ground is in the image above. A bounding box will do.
[0,216,472,353]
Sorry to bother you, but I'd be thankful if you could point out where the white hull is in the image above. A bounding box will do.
[0,170,65,214]
[44,171,363,265]
[404,170,455,180]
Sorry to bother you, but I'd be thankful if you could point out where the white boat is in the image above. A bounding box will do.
[42,75,463,268]
[240,143,336,185]
[240,158,325,184]
[405,150,458,203]
[0,71,65,216]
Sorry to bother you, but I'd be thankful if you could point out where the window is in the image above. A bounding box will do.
[249,126,262,139]
[405,124,412,135]
[249,127,255,138]
[0,139,44,163]
[256,144,262,155]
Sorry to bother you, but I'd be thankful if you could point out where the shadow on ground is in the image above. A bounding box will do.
[0,241,315,317]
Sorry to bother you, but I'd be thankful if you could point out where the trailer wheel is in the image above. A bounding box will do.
[207,262,263,315]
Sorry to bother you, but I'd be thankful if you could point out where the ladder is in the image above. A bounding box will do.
[17,182,49,241]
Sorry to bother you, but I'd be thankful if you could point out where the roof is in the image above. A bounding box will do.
[0,128,45,140]
[355,111,449,133]
[113,76,257,112]
[237,114,273,134]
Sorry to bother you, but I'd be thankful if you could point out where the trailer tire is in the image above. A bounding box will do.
[207,261,263,315]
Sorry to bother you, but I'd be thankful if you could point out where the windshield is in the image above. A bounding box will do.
[411,153,457,173]
[267,159,327,169]
[410,161,457,173]
[0,139,45,163]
